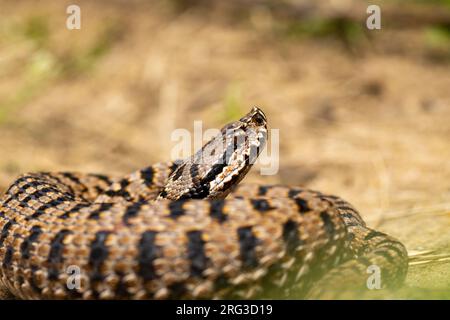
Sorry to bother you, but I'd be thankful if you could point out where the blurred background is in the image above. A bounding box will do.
[0,0,449,298]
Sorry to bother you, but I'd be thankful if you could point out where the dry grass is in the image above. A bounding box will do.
[0,0,449,298]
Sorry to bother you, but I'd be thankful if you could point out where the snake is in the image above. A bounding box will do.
[0,107,408,299]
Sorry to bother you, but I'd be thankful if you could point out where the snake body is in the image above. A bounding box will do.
[0,107,408,299]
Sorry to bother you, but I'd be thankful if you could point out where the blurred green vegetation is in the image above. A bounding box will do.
[60,23,123,75]
[426,25,450,47]
[281,18,366,48]
[425,25,450,62]
[23,16,50,47]
[0,15,122,124]
[222,83,244,123]
[410,0,450,7]
[0,51,58,123]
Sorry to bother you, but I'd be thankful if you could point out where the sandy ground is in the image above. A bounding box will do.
[0,0,449,298]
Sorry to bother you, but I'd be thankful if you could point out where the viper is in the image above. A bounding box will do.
[0,107,408,299]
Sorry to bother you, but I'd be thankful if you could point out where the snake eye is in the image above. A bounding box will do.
[253,113,265,126]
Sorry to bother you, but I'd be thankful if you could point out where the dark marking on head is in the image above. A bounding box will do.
[250,199,275,212]
[20,225,42,259]
[183,183,210,199]
[176,162,220,199]
[344,222,360,227]
[336,204,356,211]
[137,231,160,282]
[158,190,168,198]
[189,164,199,182]
[47,229,72,281]
[197,157,246,199]
[182,138,235,199]
[209,200,227,223]
[169,162,179,174]
[187,231,209,278]
[364,230,387,241]
[171,164,185,182]
[162,108,267,202]
[282,220,302,254]
[339,212,360,220]
[237,226,259,269]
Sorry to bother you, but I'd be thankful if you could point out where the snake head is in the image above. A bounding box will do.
[159,107,268,200]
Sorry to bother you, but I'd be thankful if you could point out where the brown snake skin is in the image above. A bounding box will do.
[0,107,408,299]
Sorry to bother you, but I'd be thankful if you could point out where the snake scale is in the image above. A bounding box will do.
[0,107,408,299]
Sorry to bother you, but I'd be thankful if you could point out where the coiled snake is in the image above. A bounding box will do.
[0,107,408,299]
